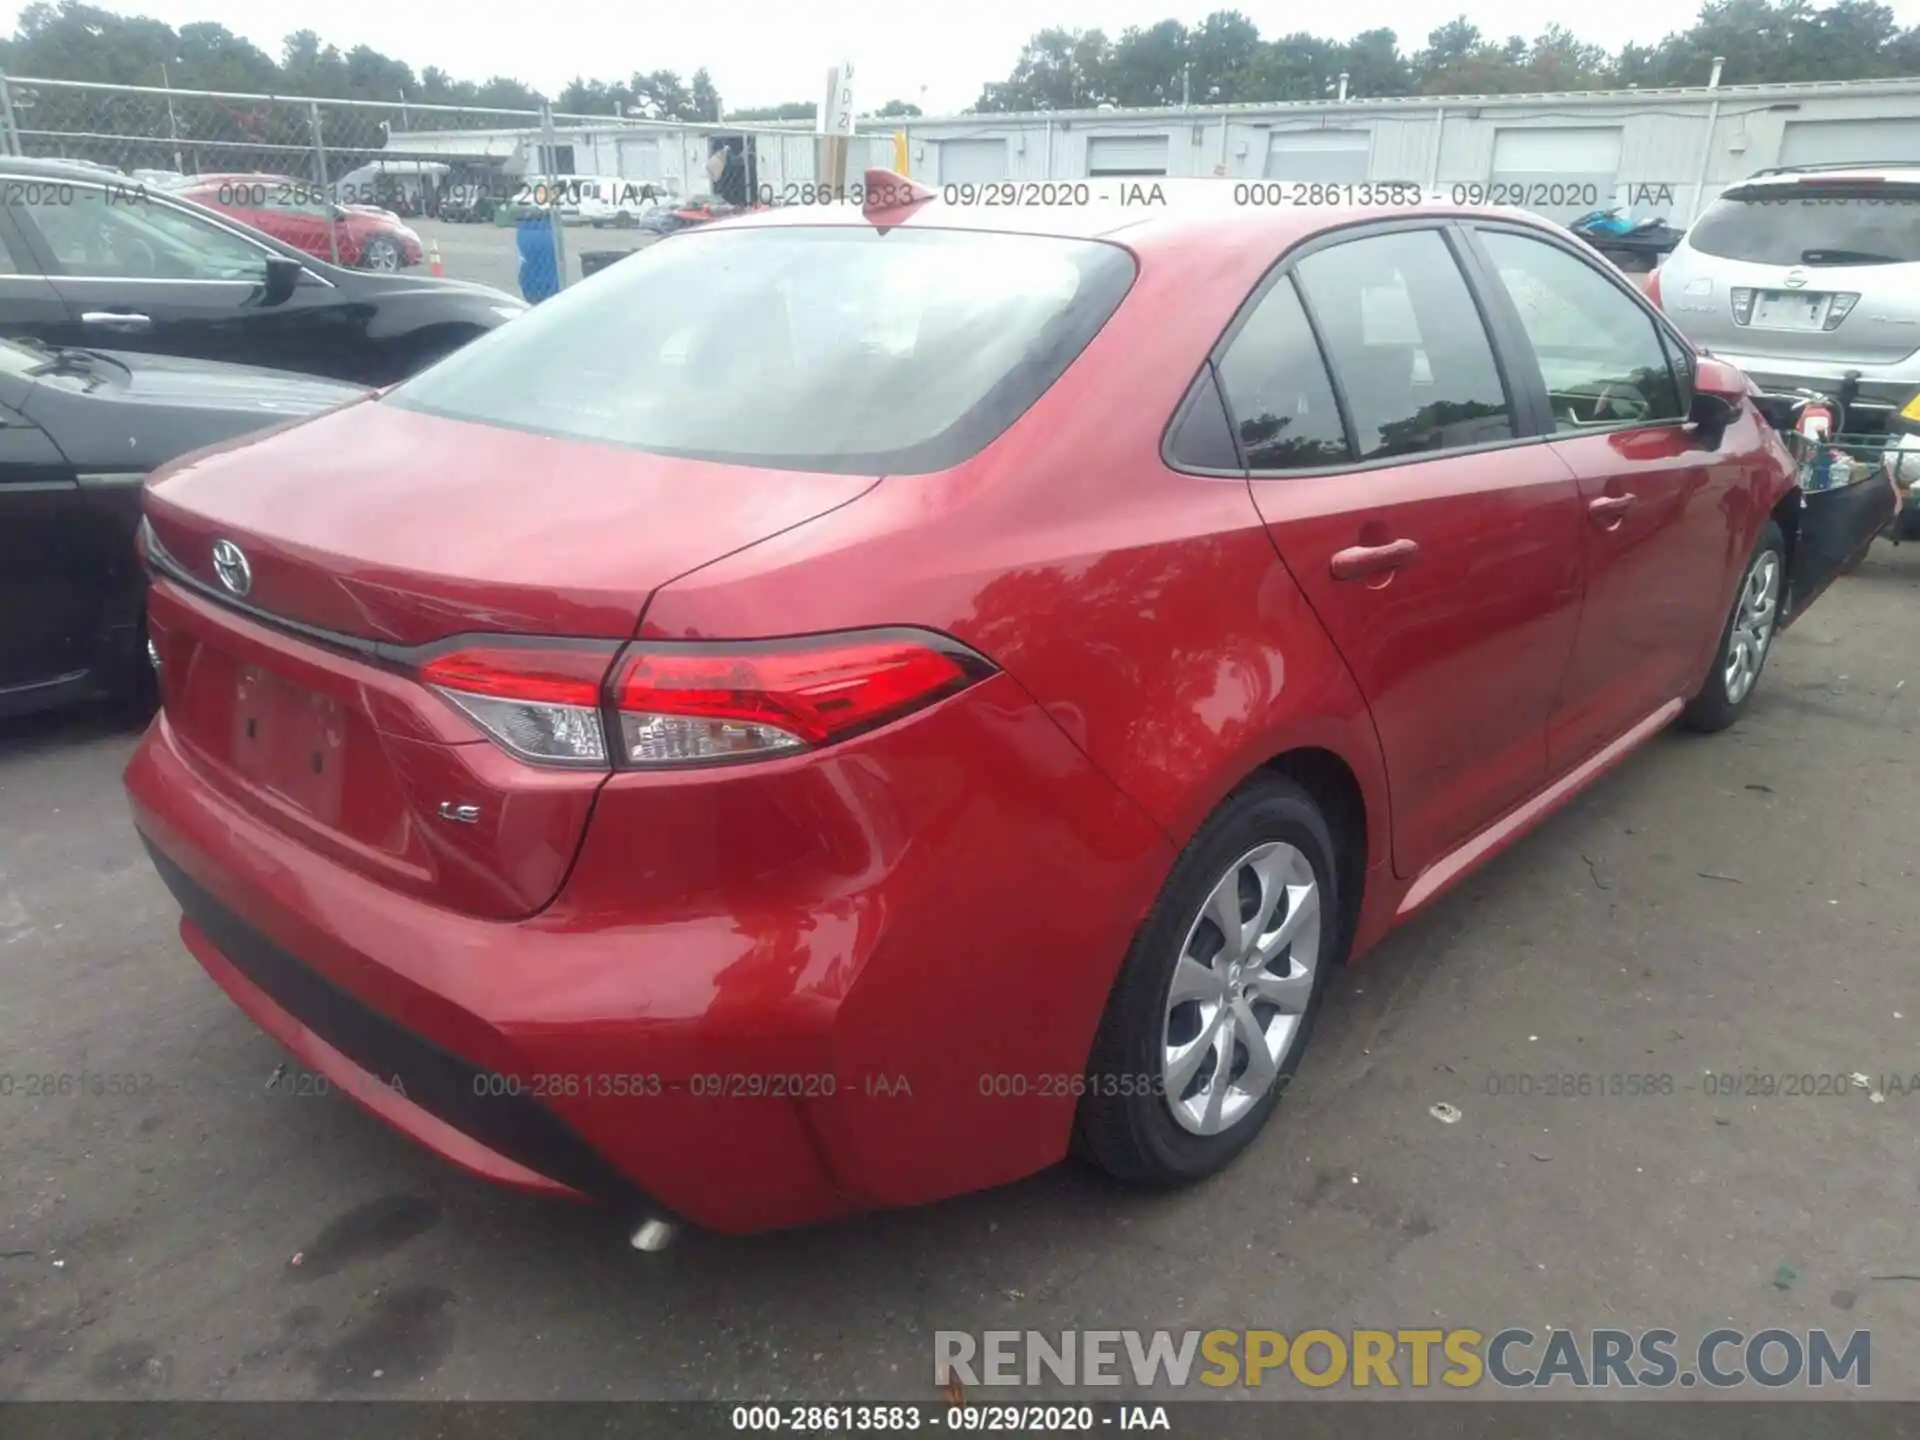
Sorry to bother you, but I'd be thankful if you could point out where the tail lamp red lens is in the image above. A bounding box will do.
[1644,269,1662,309]
[417,632,992,771]
[611,638,987,767]
[420,644,617,767]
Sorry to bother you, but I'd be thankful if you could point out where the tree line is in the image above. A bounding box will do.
[973,0,1920,110]
[2,0,1915,127]
[0,1,924,120]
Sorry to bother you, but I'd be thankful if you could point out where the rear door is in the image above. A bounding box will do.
[16,184,365,380]
[20,181,270,364]
[1235,221,1585,879]
[1463,222,1743,771]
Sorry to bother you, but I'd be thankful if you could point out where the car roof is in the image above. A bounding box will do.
[1733,163,1920,188]
[0,156,132,181]
[178,172,301,186]
[705,193,1566,263]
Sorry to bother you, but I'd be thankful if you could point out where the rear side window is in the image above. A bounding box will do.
[1687,185,1920,266]
[389,226,1137,476]
[1215,277,1349,471]
[1294,229,1514,461]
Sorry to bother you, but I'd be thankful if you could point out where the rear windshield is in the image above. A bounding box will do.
[388,225,1137,475]
[1687,185,1920,266]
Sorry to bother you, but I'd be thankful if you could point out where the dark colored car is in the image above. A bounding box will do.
[174,172,425,272]
[0,158,527,386]
[125,191,1893,1237]
[0,335,364,718]
[438,182,499,224]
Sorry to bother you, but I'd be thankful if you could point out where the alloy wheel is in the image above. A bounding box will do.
[1161,841,1321,1136]
[1724,550,1781,706]
[363,238,401,272]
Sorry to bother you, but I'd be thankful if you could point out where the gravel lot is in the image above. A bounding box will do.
[2,542,1917,1403]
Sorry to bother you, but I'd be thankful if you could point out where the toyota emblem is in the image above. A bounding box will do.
[1783,269,1809,289]
[210,539,253,598]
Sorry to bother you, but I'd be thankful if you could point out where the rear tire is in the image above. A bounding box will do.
[1075,775,1340,1188]
[1682,520,1785,734]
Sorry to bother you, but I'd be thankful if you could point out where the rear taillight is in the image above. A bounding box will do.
[417,630,993,771]
[420,642,619,768]
[1824,292,1861,330]
[1645,269,1662,308]
[609,634,993,768]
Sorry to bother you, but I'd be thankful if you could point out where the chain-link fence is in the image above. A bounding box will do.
[0,74,897,296]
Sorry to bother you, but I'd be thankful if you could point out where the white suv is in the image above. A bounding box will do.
[1652,163,1920,428]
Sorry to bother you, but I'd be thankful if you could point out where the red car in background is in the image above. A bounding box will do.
[176,172,423,271]
[126,182,1895,1239]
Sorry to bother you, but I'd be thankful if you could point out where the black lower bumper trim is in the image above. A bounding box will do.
[141,837,663,1219]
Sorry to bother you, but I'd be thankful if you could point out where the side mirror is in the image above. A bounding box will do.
[1688,353,1747,429]
[261,255,305,306]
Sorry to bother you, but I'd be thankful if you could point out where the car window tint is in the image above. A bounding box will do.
[29,187,267,281]
[1687,186,1920,266]
[1295,229,1514,460]
[389,226,1137,477]
[1479,230,1682,431]
[1214,277,1349,470]
[1166,365,1243,470]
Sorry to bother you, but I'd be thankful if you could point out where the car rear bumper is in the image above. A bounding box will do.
[155,846,607,1205]
[125,675,1172,1234]
[1707,354,1920,424]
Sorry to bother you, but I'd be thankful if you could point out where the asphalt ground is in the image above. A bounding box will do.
[411,216,658,297]
[1,539,1916,1404]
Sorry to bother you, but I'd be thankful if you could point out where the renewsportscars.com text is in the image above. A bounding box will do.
[934,1327,1870,1390]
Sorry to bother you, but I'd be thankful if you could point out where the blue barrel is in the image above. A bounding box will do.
[516,217,559,303]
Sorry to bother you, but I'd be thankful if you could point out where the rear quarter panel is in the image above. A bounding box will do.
[630,223,1395,1202]
[640,227,1393,873]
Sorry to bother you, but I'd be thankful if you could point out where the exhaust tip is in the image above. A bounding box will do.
[629,1218,679,1253]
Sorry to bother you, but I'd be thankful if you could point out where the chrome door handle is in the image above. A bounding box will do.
[1330,538,1420,581]
[81,311,152,328]
[1588,493,1637,526]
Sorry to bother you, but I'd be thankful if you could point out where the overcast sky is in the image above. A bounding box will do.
[19,0,1920,113]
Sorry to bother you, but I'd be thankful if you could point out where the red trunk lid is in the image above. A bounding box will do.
[143,399,875,918]
[145,399,875,644]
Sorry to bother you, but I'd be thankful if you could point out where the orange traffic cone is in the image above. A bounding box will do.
[428,239,443,277]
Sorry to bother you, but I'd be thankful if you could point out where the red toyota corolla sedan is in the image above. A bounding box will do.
[124,183,1894,1238]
